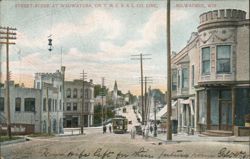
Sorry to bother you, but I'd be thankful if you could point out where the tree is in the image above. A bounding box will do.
[94,84,108,98]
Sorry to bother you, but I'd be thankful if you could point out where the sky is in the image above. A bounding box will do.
[0,0,249,95]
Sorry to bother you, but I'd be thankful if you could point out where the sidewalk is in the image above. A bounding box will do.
[148,132,250,143]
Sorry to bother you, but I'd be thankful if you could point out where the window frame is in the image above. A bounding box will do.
[24,98,36,112]
[201,47,211,75]
[15,97,21,112]
[181,68,189,89]
[172,69,177,91]
[73,103,77,111]
[0,97,4,112]
[216,45,231,74]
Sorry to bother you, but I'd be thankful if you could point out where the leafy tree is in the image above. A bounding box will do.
[94,84,108,98]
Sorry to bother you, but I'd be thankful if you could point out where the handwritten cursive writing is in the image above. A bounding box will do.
[218,147,248,159]
[131,147,154,158]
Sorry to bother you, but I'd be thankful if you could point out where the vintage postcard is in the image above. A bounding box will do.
[0,0,249,158]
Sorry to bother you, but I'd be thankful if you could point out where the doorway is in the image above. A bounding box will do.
[219,101,232,131]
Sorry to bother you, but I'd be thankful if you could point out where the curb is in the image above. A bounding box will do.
[148,135,250,143]
[0,138,27,146]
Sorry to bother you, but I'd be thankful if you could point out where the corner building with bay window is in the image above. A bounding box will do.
[171,9,250,135]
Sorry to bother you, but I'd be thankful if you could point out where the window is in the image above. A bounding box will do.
[192,65,194,86]
[0,97,4,112]
[66,102,71,111]
[36,82,40,89]
[73,88,77,98]
[48,98,52,112]
[66,88,71,98]
[182,68,189,88]
[59,100,61,111]
[217,45,231,73]
[55,100,57,111]
[43,98,46,111]
[15,97,21,112]
[73,103,77,111]
[177,70,181,88]
[85,89,88,99]
[202,47,210,75]
[80,89,83,98]
[85,102,89,112]
[52,99,54,112]
[172,69,177,91]
[24,98,35,112]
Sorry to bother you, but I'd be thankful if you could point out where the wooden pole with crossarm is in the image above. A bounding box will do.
[0,26,17,139]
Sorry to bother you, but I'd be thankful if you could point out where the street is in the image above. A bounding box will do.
[1,105,249,159]
[1,127,249,159]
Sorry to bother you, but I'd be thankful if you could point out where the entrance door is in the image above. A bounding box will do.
[219,101,232,131]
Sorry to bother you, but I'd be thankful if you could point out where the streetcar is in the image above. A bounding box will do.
[112,115,128,134]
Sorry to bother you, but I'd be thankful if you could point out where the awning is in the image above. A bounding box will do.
[149,101,177,120]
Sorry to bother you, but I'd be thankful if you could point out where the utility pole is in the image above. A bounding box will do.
[154,98,157,137]
[166,0,172,141]
[101,77,105,125]
[81,70,87,134]
[131,54,151,125]
[0,26,17,139]
[46,84,51,135]
[141,76,152,125]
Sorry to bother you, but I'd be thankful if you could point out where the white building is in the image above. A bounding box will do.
[34,66,65,134]
[0,81,41,134]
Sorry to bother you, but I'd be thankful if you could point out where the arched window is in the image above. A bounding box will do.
[66,88,71,98]
[73,88,77,98]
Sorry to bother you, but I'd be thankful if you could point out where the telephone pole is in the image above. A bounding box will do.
[144,76,152,125]
[0,26,17,139]
[166,0,172,141]
[131,54,151,125]
[81,70,87,134]
[101,77,105,125]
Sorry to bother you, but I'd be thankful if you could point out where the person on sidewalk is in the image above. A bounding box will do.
[150,125,153,134]
[109,124,112,133]
[103,125,107,134]
[130,126,136,139]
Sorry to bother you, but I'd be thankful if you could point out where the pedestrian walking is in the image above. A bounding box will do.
[103,125,107,134]
[150,125,153,134]
[130,126,136,139]
[109,124,112,133]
